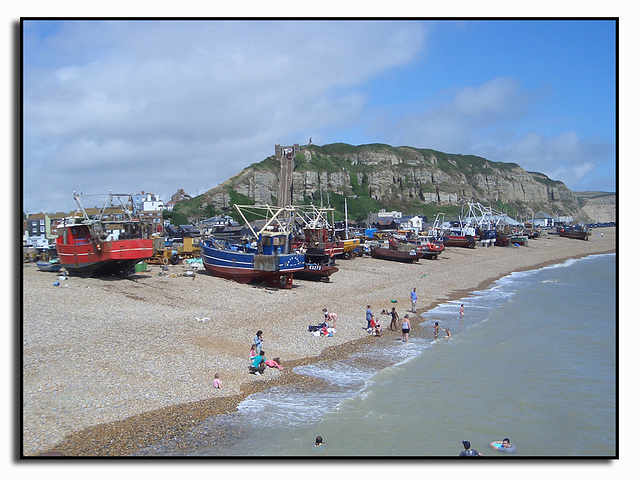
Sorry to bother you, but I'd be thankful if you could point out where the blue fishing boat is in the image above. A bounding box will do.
[200,205,305,288]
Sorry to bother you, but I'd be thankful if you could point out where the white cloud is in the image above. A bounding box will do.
[383,77,528,153]
[23,20,426,212]
[503,131,608,188]
[380,77,613,190]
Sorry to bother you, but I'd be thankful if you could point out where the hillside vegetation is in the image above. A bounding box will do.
[169,143,606,224]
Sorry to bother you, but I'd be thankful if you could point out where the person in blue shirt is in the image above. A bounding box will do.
[254,330,263,355]
[365,305,373,331]
[410,288,418,312]
[249,350,265,375]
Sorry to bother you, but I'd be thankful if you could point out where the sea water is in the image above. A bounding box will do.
[140,253,616,457]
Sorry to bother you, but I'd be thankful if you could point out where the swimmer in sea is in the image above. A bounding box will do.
[315,436,324,446]
[491,438,513,452]
[444,328,451,338]
[459,440,482,456]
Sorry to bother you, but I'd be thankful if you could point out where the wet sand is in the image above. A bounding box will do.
[21,228,616,456]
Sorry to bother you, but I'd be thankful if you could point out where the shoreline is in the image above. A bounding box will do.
[22,229,616,457]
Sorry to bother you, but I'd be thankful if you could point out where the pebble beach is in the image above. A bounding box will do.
[21,228,616,456]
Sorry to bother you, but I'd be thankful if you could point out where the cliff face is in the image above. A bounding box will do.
[197,143,591,219]
[575,192,617,223]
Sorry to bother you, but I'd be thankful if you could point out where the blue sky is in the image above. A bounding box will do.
[21,19,617,213]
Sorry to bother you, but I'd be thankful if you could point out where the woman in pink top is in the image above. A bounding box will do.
[265,357,283,369]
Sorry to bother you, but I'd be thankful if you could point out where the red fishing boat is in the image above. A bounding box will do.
[55,192,154,276]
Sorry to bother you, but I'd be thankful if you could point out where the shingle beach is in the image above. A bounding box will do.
[21,228,616,456]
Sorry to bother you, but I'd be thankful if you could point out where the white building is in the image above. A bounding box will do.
[138,192,164,211]
[377,209,402,219]
[532,211,555,227]
[399,215,423,233]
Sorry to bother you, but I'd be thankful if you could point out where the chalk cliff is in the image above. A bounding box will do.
[191,143,612,222]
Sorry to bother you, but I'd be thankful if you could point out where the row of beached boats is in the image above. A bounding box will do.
[40,192,593,288]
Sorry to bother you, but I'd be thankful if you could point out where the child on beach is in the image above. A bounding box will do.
[213,373,222,389]
[369,314,379,334]
[389,307,399,331]
[444,328,451,339]
[322,308,338,329]
[265,357,283,369]
[249,350,266,375]
[429,321,442,340]
[374,319,383,337]
[250,344,257,362]
[254,331,263,355]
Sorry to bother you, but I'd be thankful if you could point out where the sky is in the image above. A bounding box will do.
[21,18,617,214]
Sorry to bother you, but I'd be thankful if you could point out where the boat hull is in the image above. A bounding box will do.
[293,263,339,281]
[370,246,424,263]
[443,235,476,248]
[341,238,362,257]
[36,261,62,272]
[200,240,305,288]
[418,248,443,259]
[558,229,591,240]
[509,235,528,246]
[55,239,154,276]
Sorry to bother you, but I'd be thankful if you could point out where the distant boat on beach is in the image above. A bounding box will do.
[441,220,478,248]
[291,205,342,282]
[391,235,444,260]
[55,192,154,277]
[341,238,362,257]
[557,225,592,241]
[36,259,62,272]
[443,234,476,248]
[370,243,424,263]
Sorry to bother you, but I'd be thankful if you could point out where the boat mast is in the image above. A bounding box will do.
[344,198,349,239]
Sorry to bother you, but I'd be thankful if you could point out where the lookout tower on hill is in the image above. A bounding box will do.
[275,143,299,207]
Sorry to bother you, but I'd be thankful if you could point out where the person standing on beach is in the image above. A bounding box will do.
[366,305,373,331]
[254,330,263,355]
[429,321,441,340]
[401,314,411,342]
[389,307,399,331]
[459,304,464,317]
[410,288,418,313]
[322,308,338,329]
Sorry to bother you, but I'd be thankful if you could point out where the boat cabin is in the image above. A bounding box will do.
[56,224,91,246]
